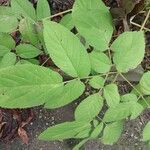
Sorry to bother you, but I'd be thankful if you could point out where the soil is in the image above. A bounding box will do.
[0,0,150,150]
[0,101,149,150]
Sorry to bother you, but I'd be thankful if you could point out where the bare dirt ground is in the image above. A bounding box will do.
[0,101,148,150]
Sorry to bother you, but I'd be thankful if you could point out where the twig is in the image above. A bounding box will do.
[43,9,72,21]
[140,9,150,31]
[40,57,50,66]
[130,21,150,32]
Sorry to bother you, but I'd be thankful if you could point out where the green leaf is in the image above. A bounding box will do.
[101,121,123,145]
[143,121,150,141]
[75,127,91,138]
[76,33,89,49]
[38,121,91,140]
[0,45,10,57]
[131,84,143,96]
[111,31,145,72]
[44,80,85,109]
[73,138,89,150]
[104,84,120,107]
[90,123,103,139]
[140,71,150,95]
[27,59,39,65]
[36,0,50,20]
[16,44,41,59]
[60,13,74,30]
[120,93,144,119]
[19,18,39,46]
[16,59,39,65]
[11,0,36,21]
[0,52,16,68]
[72,0,113,51]
[89,76,105,89]
[0,6,14,16]
[104,102,131,122]
[104,100,143,122]
[16,59,33,65]
[75,93,103,122]
[89,51,111,73]
[0,64,63,108]
[36,24,47,53]
[43,20,91,77]
[146,0,150,9]
[138,97,150,109]
[0,6,19,33]
[121,93,138,103]
[130,102,144,119]
[93,119,99,127]
[148,142,150,150]
[0,33,15,49]
[0,15,18,33]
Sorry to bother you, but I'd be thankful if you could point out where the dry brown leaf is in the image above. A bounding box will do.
[18,127,29,144]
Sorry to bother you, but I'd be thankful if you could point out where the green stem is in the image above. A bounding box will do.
[62,72,117,84]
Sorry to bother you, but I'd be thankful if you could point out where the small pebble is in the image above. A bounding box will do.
[46,122,49,126]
